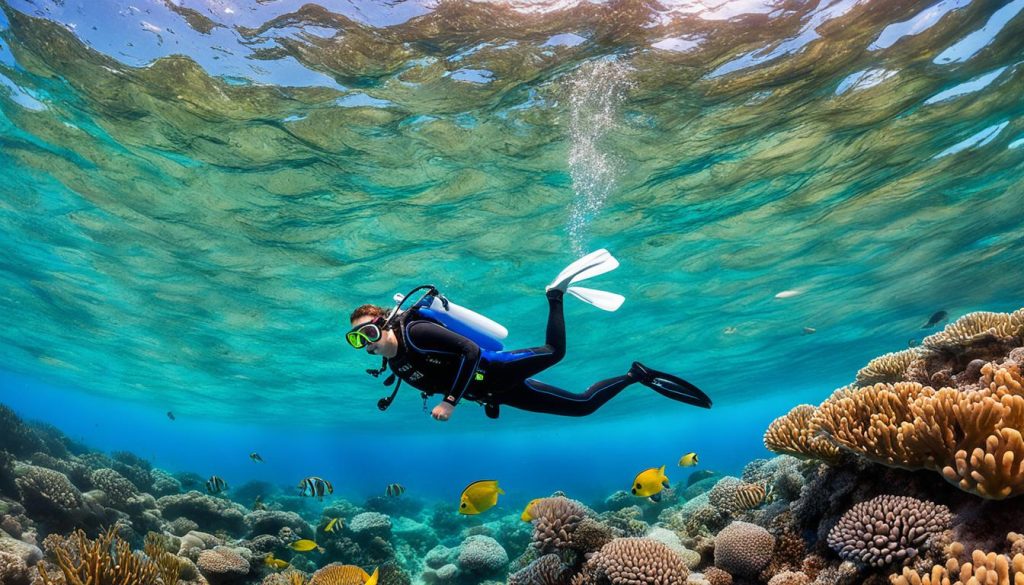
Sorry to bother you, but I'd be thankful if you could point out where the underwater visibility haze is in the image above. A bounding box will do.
[1,0,1024,583]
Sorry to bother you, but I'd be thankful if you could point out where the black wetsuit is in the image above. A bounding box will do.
[385,290,637,417]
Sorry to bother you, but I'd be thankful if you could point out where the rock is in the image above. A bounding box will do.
[0,534,42,566]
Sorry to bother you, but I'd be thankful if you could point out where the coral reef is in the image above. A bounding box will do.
[38,526,160,585]
[766,309,1024,500]
[714,521,775,578]
[891,535,1024,585]
[572,537,689,585]
[527,496,594,553]
[763,405,841,463]
[509,553,571,585]
[827,495,951,568]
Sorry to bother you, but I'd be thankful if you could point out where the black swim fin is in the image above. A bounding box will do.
[630,362,712,409]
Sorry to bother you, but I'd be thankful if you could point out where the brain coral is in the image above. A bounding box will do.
[508,553,569,585]
[714,521,775,578]
[827,495,951,568]
[528,496,593,553]
[348,512,391,538]
[457,535,508,574]
[573,538,689,585]
[196,546,250,578]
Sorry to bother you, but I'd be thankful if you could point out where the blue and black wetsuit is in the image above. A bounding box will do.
[386,290,640,417]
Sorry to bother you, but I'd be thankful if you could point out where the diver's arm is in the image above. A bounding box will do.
[405,321,481,407]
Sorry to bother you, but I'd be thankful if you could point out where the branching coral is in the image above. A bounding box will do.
[528,496,594,553]
[763,405,841,463]
[890,537,1024,585]
[827,495,951,568]
[144,532,183,585]
[38,526,161,585]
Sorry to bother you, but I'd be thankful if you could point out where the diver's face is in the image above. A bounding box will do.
[350,315,398,358]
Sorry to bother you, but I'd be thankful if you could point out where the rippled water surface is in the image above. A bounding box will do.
[1,0,1023,435]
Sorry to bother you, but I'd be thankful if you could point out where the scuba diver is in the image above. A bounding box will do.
[346,250,712,422]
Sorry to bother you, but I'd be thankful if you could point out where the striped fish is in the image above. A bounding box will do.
[733,482,768,510]
[385,483,405,497]
[206,475,227,495]
[298,476,334,501]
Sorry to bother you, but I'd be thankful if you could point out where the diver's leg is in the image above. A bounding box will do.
[486,289,566,380]
[498,375,635,417]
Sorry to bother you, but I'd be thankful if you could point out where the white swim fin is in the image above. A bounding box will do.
[546,249,620,293]
[567,286,625,312]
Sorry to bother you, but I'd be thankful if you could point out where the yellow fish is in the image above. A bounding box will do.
[310,565,379,585]
[288,539,325,553]
[520,498,542,522]
[324,517,342,533]
[263,554,288,570]
[631,465,669,498]
[678,452,699,467]
[459,480,504,515]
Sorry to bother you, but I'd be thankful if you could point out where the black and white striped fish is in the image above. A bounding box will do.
[385,483,405,497]
[206,475,227,494]
[298,476,334,501]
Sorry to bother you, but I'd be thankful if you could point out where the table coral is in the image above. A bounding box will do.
[763,405,841,463]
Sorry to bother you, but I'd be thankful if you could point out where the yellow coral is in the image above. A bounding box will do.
[890,536,1024,585]
[763,404,840,463]
[39,526,160,585]
[922,310,1024,352]
[855,349,920,386]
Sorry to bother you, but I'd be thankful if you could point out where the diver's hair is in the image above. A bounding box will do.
[349,304,389,323]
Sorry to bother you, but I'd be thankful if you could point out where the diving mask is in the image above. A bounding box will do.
[346,318,385,349]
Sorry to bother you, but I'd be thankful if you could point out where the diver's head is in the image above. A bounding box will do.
[348,304,399,358]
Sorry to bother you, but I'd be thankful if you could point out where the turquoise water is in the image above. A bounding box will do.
[0,0,1023,561]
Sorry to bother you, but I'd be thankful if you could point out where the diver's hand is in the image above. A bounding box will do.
[432,402,455,422]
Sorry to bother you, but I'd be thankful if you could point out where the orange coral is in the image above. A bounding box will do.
[763,404,840,463]
[811,364,1024,499]
[890,536,1024,585]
